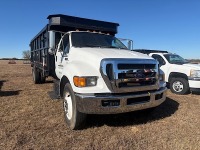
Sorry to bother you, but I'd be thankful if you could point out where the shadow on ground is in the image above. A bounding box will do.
[0,80,6,90]
[85,97,179,128]
[0,80,21,97]
[191,91,200,95]
[0,90,22,97]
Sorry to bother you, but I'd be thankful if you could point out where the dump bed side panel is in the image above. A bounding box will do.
[30,25,54,77]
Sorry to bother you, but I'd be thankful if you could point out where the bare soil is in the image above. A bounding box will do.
[0,60,199,150]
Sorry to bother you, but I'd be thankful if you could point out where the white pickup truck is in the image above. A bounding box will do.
[134,49,200,94]
[30,15,167,130]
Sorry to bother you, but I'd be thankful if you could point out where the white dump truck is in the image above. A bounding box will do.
[134,49,200,95]
[30,14,167,129]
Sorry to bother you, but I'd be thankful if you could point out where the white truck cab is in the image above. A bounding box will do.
[31,15,167,130]
[134,49,200,94]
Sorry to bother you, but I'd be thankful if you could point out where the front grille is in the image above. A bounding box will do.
[118,64,156,70]
[100,59,159,93]
[117,70,157,88]
[106,64,113,80]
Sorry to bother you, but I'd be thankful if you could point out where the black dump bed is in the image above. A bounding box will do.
[47,14,119,35]
[30,14,119,78]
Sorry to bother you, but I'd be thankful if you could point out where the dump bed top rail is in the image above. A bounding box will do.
[47,14,119,35]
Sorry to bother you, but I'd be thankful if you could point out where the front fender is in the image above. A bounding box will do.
[61,61,111,94]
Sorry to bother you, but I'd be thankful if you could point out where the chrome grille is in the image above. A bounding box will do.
[100,58,159,93]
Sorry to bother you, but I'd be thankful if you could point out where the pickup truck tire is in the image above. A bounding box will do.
[63,83,86,130]
[170,78,189,94]
[32,68,40,84]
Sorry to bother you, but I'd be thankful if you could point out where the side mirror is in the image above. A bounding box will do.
[159,61,165,67]
[128,40,133,50]
[58,48,63,52]
[118,38,133,50]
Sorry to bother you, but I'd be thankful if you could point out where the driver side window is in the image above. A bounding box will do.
[60,34,70,56]
[152,54,166,66]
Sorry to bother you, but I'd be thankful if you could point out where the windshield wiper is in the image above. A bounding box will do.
[101,45,128,50]
[74,44,128,49]
[101,45,117,48]
[73,44,100,48]
[85,44,117,48]
[84,44,105,48]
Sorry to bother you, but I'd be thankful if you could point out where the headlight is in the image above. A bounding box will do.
[73,76,98,87]
[190,70,200,78]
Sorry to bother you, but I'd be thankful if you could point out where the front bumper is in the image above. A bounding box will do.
[189,78,200,89]
[75,87,167,114]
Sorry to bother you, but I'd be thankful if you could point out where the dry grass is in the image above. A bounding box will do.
[0,60,199,150]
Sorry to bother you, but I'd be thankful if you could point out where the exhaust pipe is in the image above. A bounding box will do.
[48,31,55,54]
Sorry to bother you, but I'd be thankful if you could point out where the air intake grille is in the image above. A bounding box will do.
[118,64,156,70]
[100,59,159,93]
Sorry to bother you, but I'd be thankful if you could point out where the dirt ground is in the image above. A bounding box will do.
[0,60,199,150]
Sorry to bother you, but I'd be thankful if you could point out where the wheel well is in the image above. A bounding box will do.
[60,76,70,97]
[168,72,188,82]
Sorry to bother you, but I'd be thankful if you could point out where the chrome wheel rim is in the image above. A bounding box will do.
[63,91,73,120]
[172,81,183,92]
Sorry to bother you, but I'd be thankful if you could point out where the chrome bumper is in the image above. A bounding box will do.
[75,87,167,114]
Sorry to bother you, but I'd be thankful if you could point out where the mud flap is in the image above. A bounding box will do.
[48,79,61,100]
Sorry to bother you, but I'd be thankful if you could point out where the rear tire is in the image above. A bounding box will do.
[63,83,86,130]
[32,67,40,84]
[170,78,189,95]
[40,72,46,83]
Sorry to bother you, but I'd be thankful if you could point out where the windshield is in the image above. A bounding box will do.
[164,54,188,64]
[71,32,128,49]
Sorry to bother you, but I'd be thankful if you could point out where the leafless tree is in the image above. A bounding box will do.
[22,50,31,60]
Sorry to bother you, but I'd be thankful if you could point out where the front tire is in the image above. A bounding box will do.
[170,78,189,94]
[63,83,86,130]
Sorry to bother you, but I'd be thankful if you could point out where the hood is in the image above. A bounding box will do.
[183,63,200,70]
[70,47,153,62]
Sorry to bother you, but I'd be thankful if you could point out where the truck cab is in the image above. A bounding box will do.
[134,49,200,94]
[30,15,167,130]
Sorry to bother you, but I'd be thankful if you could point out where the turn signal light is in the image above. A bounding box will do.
[73,77,86,87]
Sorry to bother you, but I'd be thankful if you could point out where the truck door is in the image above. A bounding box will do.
[55,34,70,79]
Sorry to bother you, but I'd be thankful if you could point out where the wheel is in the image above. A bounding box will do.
[40,72,46,83]
[32,67,40,84]
[63,83,86,130]
[170,78,189,94]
